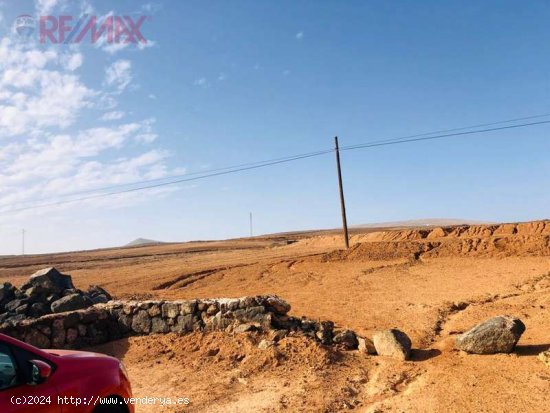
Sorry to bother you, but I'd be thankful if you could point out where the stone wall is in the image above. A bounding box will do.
[0,295,355,350]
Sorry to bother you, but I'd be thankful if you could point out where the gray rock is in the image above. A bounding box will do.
[87,285,112,301]
[90,294,109,304]
[180,300,197,315]
[455,315,525,354]
[131,310,151,333]
[333,329,359,349]
[28,267,74,295]
[5,298,29,312]
[234,323,260,334]
[15,304,29,315]
[171,314,195,333]
[51,294,91,313]
[0,282,16,307]
[29,303,50,318]
[373,329,412,360]
[151,317,169,333]
[265,296,291,315]
[162,302,179,318]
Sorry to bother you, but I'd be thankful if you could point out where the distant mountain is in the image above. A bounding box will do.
[352,218,495,229]
[124,238,164,247]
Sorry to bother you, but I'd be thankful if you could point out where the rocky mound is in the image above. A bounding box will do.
[0,267,111,326]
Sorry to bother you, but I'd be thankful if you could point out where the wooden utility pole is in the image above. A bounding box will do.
[249,212,253,237]
[334,136,350,249]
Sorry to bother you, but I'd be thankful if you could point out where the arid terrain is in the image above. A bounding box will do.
[1,221,550,412]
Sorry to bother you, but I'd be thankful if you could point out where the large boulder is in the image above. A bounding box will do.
[455,315,525,354]
[373,329,412,360]
[51,294,91,313]
[25,268,74,295]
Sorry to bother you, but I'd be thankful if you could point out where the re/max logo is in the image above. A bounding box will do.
[39,15,148,44]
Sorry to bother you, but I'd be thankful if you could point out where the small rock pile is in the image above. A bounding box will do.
[0,267,111,327]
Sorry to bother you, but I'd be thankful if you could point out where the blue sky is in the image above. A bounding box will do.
[0,0,549,254]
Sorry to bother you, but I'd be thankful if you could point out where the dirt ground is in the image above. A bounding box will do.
[1,222,550,412]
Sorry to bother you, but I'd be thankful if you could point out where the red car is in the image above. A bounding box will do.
[0,333,133,413]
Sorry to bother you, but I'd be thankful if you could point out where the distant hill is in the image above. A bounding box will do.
[352,218,495,229]
[124,238,164,247]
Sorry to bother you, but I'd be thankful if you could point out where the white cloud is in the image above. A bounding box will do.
[193,77,208,87]
[148,93,156,99]
[36,0,62,15]
[105,59,132,92]
[217,73,226,81]
[101,110,125,121]
[0,39,93,137]
[283,69,291,76]
[62,53,83,71]
[296,31,304,40]
[0,120,173,211]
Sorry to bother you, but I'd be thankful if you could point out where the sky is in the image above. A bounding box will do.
[0,0,549,254]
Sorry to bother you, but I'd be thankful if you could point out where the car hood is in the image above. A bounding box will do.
[44,349,112,358]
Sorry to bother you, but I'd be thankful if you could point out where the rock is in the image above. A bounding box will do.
[25,329,51,348]
[87,285,112,301]
[28,267,74,295]
[131,310,151,333]
[315,321,334,345]
[66,328,78,345]
[0,282,16,307]
[333,329,359,349]
[162,303,179,318]
[538,350,550,367]
[455,315,525,354]
[258,339,274,350]
[5,298,29,312]
[206,304,219,316]
[234,323,259,333]
[51,294,91,313]
[265,296,291,315]
[63,312,81,328]
[357,336,377,354]
[4,314,25,326]
[373,329,412,360]
[147,304,162,317]
[51,319,66,348]
[90,294,109,304]
[180,300,197,315]
[151,317,169,333]
[15,304,29,315]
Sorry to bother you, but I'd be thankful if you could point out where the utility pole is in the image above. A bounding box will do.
[249,212,253,237]
[21,229,25,255]
[334,136,350,249]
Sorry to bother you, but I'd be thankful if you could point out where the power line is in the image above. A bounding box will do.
[4,111,550,210]
[0,148,333,210]
[340,119,550,152]
[0,150,333,215]
[2,116,550,215]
